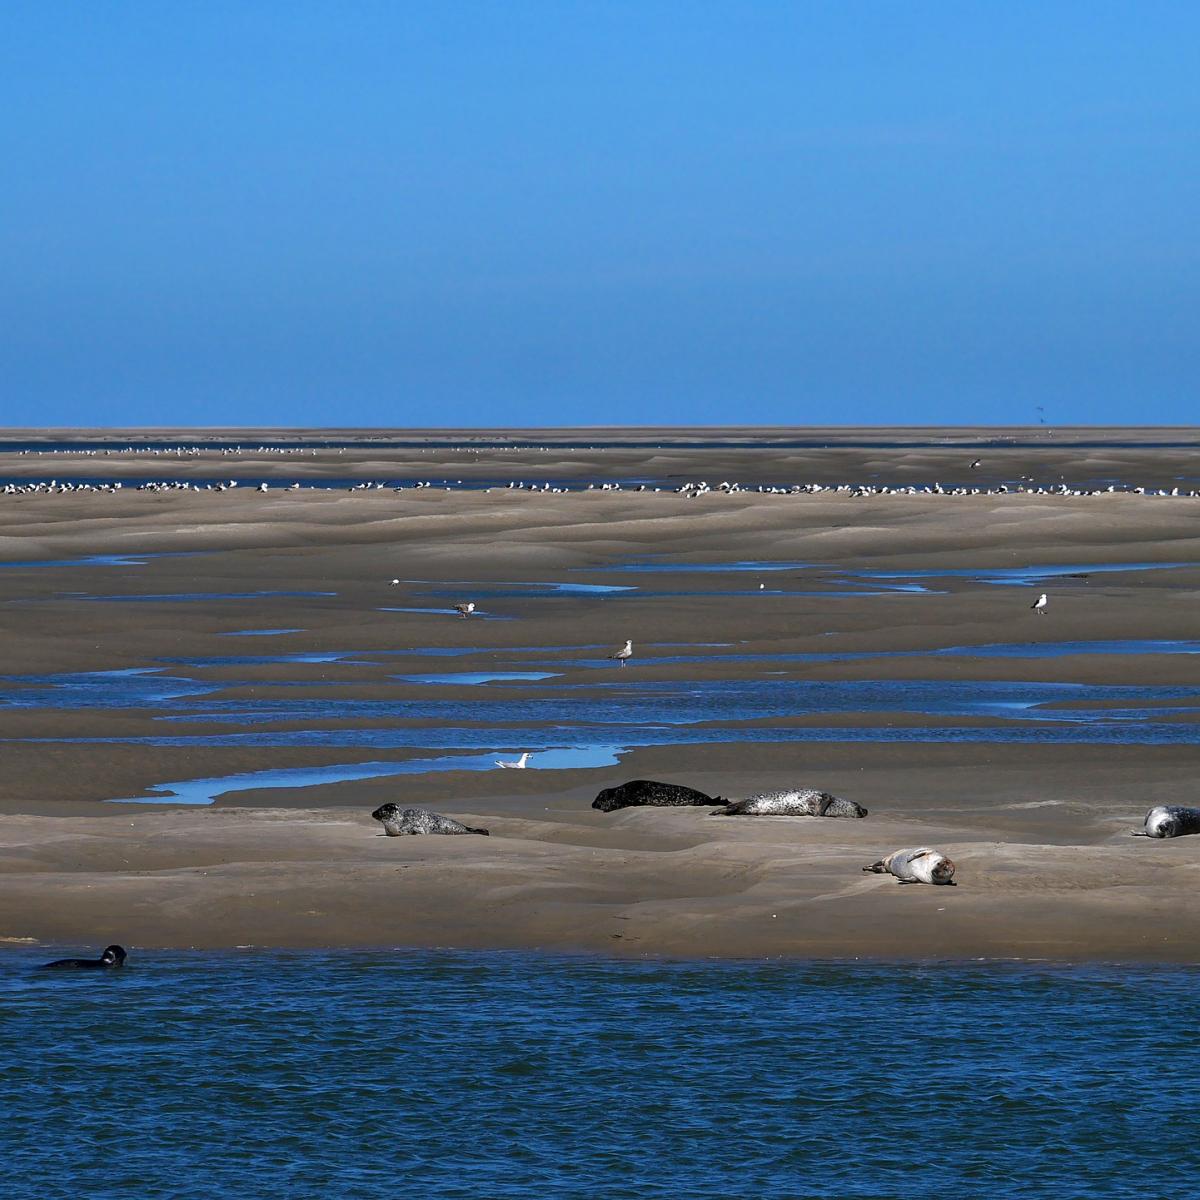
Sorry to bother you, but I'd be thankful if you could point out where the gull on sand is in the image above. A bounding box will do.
[454,602,476,618]
[610,639,633,667]
[1031,593,1047,615]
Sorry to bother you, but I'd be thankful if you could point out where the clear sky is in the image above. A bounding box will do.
[1,2,1196,427]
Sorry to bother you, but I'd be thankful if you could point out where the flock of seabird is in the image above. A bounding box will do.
[2,474,1198,499]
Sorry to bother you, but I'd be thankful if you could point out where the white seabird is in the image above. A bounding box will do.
[1031,593,1048,615]
[495,752,529,769]
[610,639,633,667]
[454,602,476,619]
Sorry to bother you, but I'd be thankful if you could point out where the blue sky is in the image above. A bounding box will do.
[1,2,1196,426]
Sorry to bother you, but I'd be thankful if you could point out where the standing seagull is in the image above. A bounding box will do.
[610,639,633,667]
[495,752,529,769]
[1031,593,1048,616]
[454,601,476,619]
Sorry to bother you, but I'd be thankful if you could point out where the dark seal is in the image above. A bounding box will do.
[39,945,127,971]
[713,789,867,818]
[371,803,489,836]
[592,779,723,813]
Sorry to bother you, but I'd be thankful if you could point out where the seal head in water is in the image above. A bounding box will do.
[592,779,722,813]
[371,804,489,836]
[1136,805,1200,839]
[714,789,867,818]
[39,945,127,970]
[863,847,956,885]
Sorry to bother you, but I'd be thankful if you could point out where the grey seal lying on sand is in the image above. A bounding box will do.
[1135,805,1200,839]
[713,789,867,818]
[592,780,723,813]
[863,847,956,885]
[39,945,127,970]
[371,804,489,836]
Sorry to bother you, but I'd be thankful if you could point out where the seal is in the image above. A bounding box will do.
[592,779,723,813]
[38,945,127,970]
[863,847,956,885]
[714,789,867,818]
[371,803,489,836]
[1135,805,1200,838]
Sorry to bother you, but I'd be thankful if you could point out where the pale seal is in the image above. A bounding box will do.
[714,789,867,818]
[592,779,723,813]
[863,847,956,885]
[1135,805,1200,839]
[371,804,489,836]
[39,945,127,970]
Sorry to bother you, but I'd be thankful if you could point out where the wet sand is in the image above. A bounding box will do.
[1,429,1199,960]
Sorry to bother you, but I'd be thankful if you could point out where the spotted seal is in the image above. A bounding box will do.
[1135,805,1200,839]
[863,847,956,885]
[371,804,489,836]
[38,945,127,970]
[592,779,723,813]
[714,789,867,818]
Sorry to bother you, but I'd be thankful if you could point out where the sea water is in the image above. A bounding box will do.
[3,949,1198,1199]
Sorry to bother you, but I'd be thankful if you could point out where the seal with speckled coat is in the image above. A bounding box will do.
[1135,805,1200,839]
[714,789,867,818]
[371,804,489,836]
[592,779,723,813]
[863,847,956,885]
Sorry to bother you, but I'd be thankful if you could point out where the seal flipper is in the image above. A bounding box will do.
[467,826,490,836]
[862,860,887,874]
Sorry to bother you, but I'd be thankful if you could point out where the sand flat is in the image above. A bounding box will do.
[1,429,1198,959]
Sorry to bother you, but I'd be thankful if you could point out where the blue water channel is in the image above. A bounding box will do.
[5,951,1200,1199]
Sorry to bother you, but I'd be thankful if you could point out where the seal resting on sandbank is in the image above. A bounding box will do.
[371,804,489,836]
[1135,805,1200,839]
[38,945,127,970]
[592,779,723,813]
[863,848,956,885]
[713,789,867,818]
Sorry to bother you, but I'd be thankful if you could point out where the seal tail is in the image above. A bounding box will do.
[468,826,490,836]
[862,860,887,874]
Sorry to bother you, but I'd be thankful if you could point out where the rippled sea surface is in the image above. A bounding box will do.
[4,950,1199,1199]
